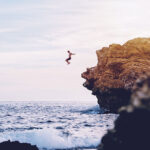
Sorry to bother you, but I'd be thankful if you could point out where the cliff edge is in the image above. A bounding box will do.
[82,38,150,112]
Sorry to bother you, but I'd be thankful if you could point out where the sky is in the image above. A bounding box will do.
[0,0,150,101]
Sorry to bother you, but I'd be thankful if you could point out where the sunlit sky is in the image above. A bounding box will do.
[0,0,150,101]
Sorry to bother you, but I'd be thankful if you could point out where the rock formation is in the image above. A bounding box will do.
[98,75,150,150]
[82,38,150,112]
[0,140,39,150]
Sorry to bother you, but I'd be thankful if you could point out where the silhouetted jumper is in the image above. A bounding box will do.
[65,50,75,64]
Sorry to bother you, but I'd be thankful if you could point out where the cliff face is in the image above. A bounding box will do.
[82,38,150,112]
[98,75,150,150]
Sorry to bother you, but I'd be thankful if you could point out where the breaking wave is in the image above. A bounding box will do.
[0,128,104,150]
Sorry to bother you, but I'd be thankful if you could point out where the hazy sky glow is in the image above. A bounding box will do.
[0,0,150,101]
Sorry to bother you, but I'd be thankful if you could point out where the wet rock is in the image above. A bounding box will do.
[98,75,150,150]
[82,38,150,112]
[56,126,64,129]
[0,140,39,150]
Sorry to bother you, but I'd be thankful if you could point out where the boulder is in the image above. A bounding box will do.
[0,140,39,150]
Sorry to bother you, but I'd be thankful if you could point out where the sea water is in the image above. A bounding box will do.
[0,101,118,150]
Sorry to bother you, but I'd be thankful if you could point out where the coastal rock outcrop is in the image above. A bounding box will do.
[82,38,150,112]
[0,140,39,150]
[98,75,150,150]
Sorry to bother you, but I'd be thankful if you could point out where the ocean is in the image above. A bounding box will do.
[0,101,118,150]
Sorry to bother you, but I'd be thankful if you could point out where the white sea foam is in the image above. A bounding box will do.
[0,102,117,149]
[0,128,105,149]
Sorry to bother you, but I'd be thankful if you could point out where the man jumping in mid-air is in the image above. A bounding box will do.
[65,50,75,64]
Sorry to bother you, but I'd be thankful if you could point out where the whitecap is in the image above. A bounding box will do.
[0,128,104,149]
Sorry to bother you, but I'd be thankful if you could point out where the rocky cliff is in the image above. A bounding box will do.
[98,75,150,150]
[82,38,150,112]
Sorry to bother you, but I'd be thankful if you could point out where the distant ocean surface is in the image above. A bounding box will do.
[0,101,118,150]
